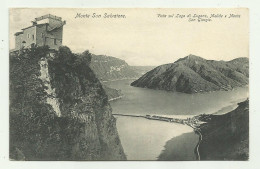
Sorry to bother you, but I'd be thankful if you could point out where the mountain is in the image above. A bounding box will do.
[90,54,139,81]
[131,55,249,94]
[195,99,249,160]
[9,46,126,160]
[131,66,156,76]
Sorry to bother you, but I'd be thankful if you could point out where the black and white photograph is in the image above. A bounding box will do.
[8,8,249,161]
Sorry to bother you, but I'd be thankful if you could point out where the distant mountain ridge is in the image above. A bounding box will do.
[131,66,156,76]
[131,55,249,94]
[90,54,139,81]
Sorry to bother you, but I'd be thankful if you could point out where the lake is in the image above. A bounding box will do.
[105,79,249,116]
[104,79,249,160]
[115,115,195,160]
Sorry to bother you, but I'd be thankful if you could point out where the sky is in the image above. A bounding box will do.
[9,8,249,66]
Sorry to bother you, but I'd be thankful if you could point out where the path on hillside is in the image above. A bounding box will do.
[195,130,202,160]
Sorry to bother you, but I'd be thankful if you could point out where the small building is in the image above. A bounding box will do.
[14,14,66,51]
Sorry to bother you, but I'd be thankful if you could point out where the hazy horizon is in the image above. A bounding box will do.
[9,8,249,66]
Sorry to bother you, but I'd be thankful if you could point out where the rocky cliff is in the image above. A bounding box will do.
[131,55,249,94]
[9,46,126,160]
[195,99,249,160]
[90,54,139,81]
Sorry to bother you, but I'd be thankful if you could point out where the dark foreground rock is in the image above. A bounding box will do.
[9,46,126,160]
[131,55,248,94]
[195,99,249,160]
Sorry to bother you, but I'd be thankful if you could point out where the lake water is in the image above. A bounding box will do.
[105,79,249,116]
[104,79,249,160]
[115,116,194,160]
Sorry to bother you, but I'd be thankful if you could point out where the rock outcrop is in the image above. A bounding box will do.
[9,46,126,160]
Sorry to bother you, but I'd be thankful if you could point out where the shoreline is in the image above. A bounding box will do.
[130,85,249,95]
[114,113,201,160]
[102,78,138,83]
[108,95,123,102]
[191,99,249,160]
[115,115,195,160]
[112,98,249,160]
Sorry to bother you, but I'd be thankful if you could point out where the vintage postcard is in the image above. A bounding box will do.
[9,8,249,161]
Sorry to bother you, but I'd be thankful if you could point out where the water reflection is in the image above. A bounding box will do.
[115,116,194,160]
